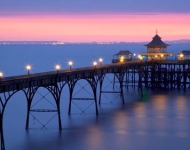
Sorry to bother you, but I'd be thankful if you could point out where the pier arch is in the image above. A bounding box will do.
[98,73,125,105]
[23,81,67,131]
[0,90,27,150]
[67,78,99,115]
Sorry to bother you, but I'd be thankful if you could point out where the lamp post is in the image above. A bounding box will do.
[99,58,103,65]
[55,64,61,73]
[26,65,31,75]
[0,72,3,78]
[93,61,97,68]
[68,61,73,69]
[0,72,3,82]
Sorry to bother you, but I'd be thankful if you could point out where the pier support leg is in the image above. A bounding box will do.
[0,112,5,150]
[91,77,99,115]
[119,72,125,105]
[46,84,66,130]
[68,88,73,115]
[93,90,98,115]
[182,65,186,91]
[57,103,62,130]
[113,74,116,89]
[0,92,18,150]
[98,75,104,104]
[119,80,124,105]
[98,87,102,105]
[23,87,37,130]
[25,101,31,130]
[138,68,143,100]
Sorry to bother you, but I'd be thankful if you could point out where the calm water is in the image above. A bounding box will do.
[1,43,190,150]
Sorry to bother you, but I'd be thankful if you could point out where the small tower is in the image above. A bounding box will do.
[141,32,172,61]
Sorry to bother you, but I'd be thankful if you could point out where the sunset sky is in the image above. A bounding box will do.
[0,0,190,42]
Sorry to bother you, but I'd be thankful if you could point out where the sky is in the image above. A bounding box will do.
[0,0,190,42]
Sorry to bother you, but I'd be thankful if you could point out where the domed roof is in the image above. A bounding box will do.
[145,34,169,47]
[114,50,132,56]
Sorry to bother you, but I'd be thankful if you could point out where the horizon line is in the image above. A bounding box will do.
[0,39,190,44]
[1,12,190,17]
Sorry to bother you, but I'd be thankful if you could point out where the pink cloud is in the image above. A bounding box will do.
[0,13,190,42]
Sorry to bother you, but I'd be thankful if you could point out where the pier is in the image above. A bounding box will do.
[1,60,190,149]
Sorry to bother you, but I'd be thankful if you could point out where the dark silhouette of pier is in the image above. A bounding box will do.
[1,60,190,150]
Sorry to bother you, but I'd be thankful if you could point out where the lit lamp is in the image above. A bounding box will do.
[68,61,73,69]
[120,56,124,62]
[155,55,158,60]
[93,61,97,68]
[180,53,184,60]
[99,58,103,65]
[161,54,164,60]
[0,72,3,81]
[55,64,61,73]
[133,53,136,60]
[26,65,32,75]
[138,55,142,60]
[0,72,3,77]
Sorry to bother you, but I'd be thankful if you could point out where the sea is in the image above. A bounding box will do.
[1,43,190,150]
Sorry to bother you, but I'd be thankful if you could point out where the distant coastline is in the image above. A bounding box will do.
[0,39,190,45]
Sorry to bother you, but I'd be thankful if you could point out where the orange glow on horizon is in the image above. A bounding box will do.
[0,13,190,42]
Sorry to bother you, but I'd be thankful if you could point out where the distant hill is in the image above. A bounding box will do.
[0,41,61,45]
[166,39,190,44]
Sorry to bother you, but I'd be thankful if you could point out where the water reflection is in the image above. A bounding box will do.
[2,82,190,150]
[3,89,190,150]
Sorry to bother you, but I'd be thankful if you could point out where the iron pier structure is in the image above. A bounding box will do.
[0,60,190,149]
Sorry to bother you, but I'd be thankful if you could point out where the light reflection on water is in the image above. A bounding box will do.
[4,83,190,150]
[4,92,190,150]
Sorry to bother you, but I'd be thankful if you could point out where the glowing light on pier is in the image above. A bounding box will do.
[68,61,73,69]
[120,56,124,62]
[138,55,143,60]
[179,53,184,60]
[93,61,97,68]
[55,64,61,71]
[0,72,3,78]
[99,58,103,65]
[180,53,184,58]
[26,65,32,74]
[133,53,136,60]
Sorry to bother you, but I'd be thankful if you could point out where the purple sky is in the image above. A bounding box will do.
[1,0,190,14]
